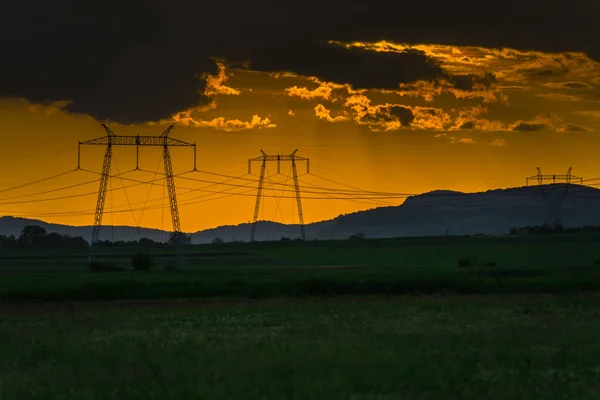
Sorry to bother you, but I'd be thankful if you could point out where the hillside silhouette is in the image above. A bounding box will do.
[1,184,599,243]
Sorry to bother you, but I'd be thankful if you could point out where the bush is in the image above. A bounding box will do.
[131,251,153,271]
[457,258,475,268]
[349,232,366,240]
[89,261,126,273]
[594,258,600,266]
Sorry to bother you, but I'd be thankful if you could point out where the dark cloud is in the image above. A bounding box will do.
[245,41,444,90]
[449,73,496,91]
[511,122,547,132]
[564,82,592,89]
[359,104,416,128]
[1,1,219,125]
[564,124,589,132]
[459,121,475,130]
[62,47,217,125]
[1,0,599,124]
[543,81,594,90]
[521,68,566,79]
[389,106,416,127]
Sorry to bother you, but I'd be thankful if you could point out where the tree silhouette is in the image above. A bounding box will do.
[20,225,47,245]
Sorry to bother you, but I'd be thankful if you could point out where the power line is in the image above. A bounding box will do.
[0,169,142,202]
[5,180,600,222]
[0,169,77,194]
[192,169,413,196]
[4,169,600,208]
[178,173,414,198]
[0,171,177,205]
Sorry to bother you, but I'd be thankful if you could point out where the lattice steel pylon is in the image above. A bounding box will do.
[90,127,114,245]
[248,149,309,242]
[78,124,196,260]
[526,167,583,186]
[525,167,583,226]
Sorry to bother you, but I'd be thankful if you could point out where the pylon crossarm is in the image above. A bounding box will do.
[248,150,308,163]
[80,135,194,147]
[160,125,175,138]
[249,155,308,162]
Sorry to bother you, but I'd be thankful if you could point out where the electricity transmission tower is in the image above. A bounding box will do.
[525,167,583,227]
[248,149,309,242]
[526,167,583,186]
[78,124,196,261]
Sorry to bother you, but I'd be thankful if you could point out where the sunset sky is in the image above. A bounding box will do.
[1,1,599,234]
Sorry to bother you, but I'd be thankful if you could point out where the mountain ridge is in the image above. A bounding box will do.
[1,184,599,243]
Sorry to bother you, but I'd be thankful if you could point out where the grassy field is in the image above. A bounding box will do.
[1,233,600,301]
[2,233,600,398]
[2,295,600,399]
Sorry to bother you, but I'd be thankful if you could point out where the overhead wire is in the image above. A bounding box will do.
[178,173,415,198]
[3,156,600,226]
[307,172,398,196]
[0,169,137,202]
[7,172,600,211]
[191,169,414,197]
[0,173,260,218]
[110,173,114,242]
[265,165,286,224]
[297,177,397,207]
[5,167,600,210]
[5,182,600,220]
[136,157,164,231]
[276,165,293,223]
[0,169,78,194]
[2,172,255,217]
[161,176,165,243]
[112,157,141,239]
[0,170,170,206]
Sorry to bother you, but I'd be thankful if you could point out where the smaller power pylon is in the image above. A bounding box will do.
[78,124,196,264]
[526,167,583,186]
[248,149,309,242]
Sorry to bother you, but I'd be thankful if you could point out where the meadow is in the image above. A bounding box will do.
[1,233,600,301]
[2,233,600,398]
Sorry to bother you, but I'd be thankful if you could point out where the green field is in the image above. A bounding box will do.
[1,233,600,301]
[2,233,600,398]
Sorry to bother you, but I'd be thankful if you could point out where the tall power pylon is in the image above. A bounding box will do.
[525,167,583,226]
[248,149,309,242]
[78,124,196,254]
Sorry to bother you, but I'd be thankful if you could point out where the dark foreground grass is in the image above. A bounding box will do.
[3,265,600,301]
[2,295,600,399]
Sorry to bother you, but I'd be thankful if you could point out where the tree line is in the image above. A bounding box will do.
[0,225,89,250]
[509,224,600,235]
[0,225,192,250]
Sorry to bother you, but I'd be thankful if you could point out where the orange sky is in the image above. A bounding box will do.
[1,42,600,233]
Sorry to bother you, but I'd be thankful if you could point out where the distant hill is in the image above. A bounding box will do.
[313,184,600,240]
[0,216,170,243]
[2,184,600,243]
